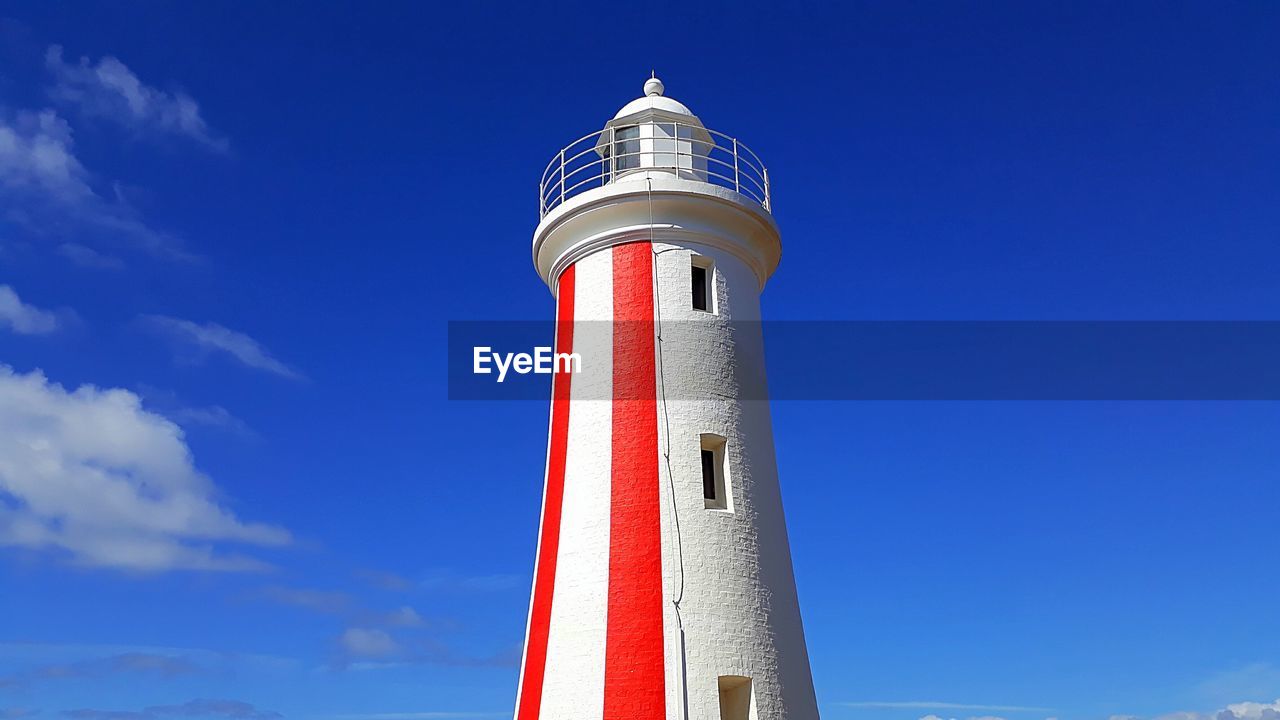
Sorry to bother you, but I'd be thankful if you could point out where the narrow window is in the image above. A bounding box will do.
[718,676,752,720]
[700,434,729,510]
[701,449,717,501]
[691,258,713,312]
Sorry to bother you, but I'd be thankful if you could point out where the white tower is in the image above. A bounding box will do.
[515,78,819,720]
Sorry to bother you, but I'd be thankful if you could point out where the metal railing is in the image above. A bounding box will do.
[538,121,771,218]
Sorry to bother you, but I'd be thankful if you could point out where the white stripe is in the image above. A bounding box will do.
[539,247,613,718]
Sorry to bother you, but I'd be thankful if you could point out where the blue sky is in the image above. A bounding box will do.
[1,2,1278,720]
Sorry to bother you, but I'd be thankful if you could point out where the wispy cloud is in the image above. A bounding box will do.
[58,242,124,270]
[338,629,400,660]
[257,584,435,636]
[0,652,195,689]
[368,606,427,628]
[332,626,515,670]
[167,404,256,437]
[0,285,60,334]
[0,108,191,260]
[418,570,524,594]
[0,109,94,206]
[133,386,255,438]
[0,642,299,678]
[141,315,304,380]
[46,45,227,152]
[355,569,414,592]
[0,364,290,572]
[261,586,354,615]
[327,714,507,719]
[63,712,148,720]
[63,700,279,720]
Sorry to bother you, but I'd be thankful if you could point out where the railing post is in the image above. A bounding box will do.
[763,167,770,211]
[675,122,682,174]
[733,137,740,193]
[558,149,565,207]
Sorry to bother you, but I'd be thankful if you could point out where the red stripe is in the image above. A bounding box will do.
[604,242,666,719]
[515,265,575,720]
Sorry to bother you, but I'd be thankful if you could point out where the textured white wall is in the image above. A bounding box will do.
[653,241,819,720]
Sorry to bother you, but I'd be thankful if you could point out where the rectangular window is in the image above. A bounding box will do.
[700,434,729,510]
[718,676,752,720]
[691,259,712,312]
[614,125,641,172]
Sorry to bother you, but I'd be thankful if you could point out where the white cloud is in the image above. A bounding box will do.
[0,108,187,259]
[0,108,94,204]
[0,364,289,571]
[46,45,227,152]
[339,629,400,659]
[0,285,59,334]
[142,315,303,380]
[1225,701,1280,720]
[1149,700,1280,720]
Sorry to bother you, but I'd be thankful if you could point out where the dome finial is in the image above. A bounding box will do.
[644,74,664,97]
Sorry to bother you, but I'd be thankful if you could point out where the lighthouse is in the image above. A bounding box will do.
[514,78,820,720]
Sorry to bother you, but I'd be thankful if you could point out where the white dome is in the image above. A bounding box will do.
[612,95,695,119]
[611,76,695,119]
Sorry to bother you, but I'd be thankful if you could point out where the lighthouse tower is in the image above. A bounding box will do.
[515,78,819,720]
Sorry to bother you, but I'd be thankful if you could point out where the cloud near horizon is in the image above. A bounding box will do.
[844,702,1050,712]
[0,364,290,571]
[907,698,1280,720]
[1149,699,1280,720]
[0,651,197,690]
[63,699,280,720]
